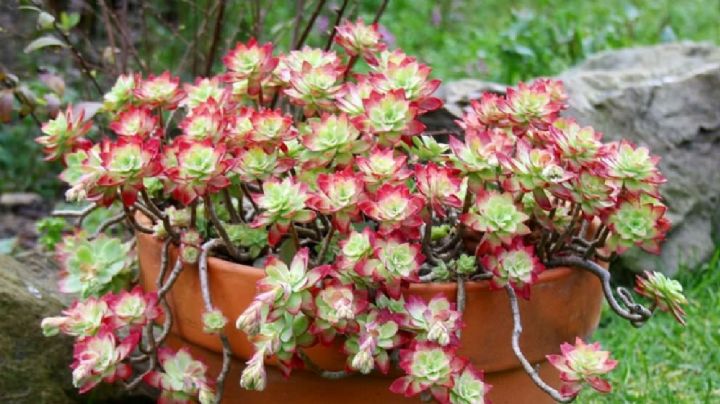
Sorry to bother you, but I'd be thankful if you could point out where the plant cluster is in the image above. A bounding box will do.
[41,16,686,404]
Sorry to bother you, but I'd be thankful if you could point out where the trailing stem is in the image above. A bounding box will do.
[199,239,233,403]
[296,350,352,379]
[544,256,653,326]
[505,285,575,403]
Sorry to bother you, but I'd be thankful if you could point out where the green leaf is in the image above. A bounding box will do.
[24,35,67,53]
[59,12,80,33]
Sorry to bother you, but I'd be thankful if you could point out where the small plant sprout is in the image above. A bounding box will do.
[39,10,682,404]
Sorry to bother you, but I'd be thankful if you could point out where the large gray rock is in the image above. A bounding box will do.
[559,42,720,274]
[436,42,720,274]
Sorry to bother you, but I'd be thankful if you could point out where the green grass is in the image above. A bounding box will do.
[579,249,720,403]
[379,0,720,82]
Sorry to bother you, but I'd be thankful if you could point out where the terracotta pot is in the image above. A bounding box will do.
[137,232,604,403]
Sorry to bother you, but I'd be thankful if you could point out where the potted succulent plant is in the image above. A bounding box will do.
[39,14,687,404]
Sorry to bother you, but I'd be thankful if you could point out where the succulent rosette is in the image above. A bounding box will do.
[461,92,509,130]
[144,347,216,404]
[93,136,163,206]
[547,337,618,398]
[36,105,93,161]
[223,38,278,96]
[549,118,604,169]
[254,248,330,315]
[344,310,403,374]
[390,341,466,403]
[102,73,137,112]
[109,106,159,139]
[306,168,366,232]
[274,47,343,86]
[370,59,442,112]
[356,147,412,189]
[605,197,670,254]
[182,77,228,109]
[449,129,513,185]
[56,232,133,298]
[635,271,688,325]
[461,190,530,247]
[284,62,343,115]
[357,238,424,296]
[360,89,425,145]
[298,113,368,167]
[500,80,563,130]
[165,139,235,205]
[179,99,226,143]
[505,140,572,197]
[202,308,229,334]
[359,183,425,237]
[133,72,185,109]
[481,238,544,299]
[248,108,296,146]
[334,19,386,60]
[414,162,463,217]
[251,177,316,246]
[604,140,665,196]
[233,146,292,182]
[311,282,369,343]
[567,169,618,216]
[107,287,162,329]
[404,295,463,346]
[41,297,111,338]
[71,326,140,393]
[335,228,377,284]
[335,76,375,116]
[449,364,491,404]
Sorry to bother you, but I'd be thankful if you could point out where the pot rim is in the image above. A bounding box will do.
[142,230,574,290]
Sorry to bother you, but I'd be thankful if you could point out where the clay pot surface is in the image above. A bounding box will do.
[137,231,604,402]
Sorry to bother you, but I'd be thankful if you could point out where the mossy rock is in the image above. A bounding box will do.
[0,254,78,403]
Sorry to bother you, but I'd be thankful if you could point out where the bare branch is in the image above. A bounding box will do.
[505,285,575,403]
[294,0,327,50]
[372,0,390,24]
[88,213,125,240]
[52,203,98,227]
[324,0,349,51]
[204,196,242,260]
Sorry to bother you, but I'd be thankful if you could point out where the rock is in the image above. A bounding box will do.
[437,42,720,274]
[559,42,720,274]
[0,193,43,208]
[0,254,77,403]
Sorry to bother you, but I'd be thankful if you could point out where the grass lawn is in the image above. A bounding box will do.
[580,249,720,403]
[379,0,720,82]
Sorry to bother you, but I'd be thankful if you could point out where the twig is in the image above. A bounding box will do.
[456,276,466,339]
[294,0,327,49]
[89,212,125,240]
[199,239,232,403]
[222,188,241,223]
[205,0,227,76]
[158,257,184,299]
[291,0,306,49]
[372,0,390,24]
[289,223,301,251]
[297,350,352,379]
[203,195,242,260]
[324,0,349,51]
[315,226,335,266]
[52,203,98,227]
[141,189,178,240]
[505,285,575,403]
[544,256,653,325]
